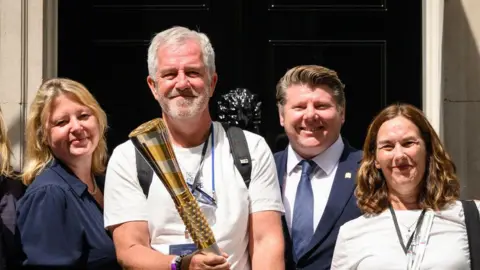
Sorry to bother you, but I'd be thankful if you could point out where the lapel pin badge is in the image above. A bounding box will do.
[345,172,352,179]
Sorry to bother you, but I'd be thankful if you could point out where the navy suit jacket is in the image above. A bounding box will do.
[274,141,362,270]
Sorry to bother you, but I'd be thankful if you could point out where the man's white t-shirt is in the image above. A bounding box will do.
[104,121,285,270]
[331,200,479,270]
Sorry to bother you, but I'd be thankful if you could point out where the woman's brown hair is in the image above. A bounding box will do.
[356,103,459,214]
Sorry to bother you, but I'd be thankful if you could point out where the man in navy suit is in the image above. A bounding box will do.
[274,65,362,270]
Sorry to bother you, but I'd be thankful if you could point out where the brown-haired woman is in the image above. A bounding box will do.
[331,103,477,269]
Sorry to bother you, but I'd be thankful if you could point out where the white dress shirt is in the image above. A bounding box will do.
[283,136,345,233]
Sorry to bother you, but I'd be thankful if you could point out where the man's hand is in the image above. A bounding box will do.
[182,252,230,270]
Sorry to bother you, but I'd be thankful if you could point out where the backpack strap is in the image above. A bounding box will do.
[461,200,480,270]
[221,123,252,189]
[134,123,253,198]
[135,149,154,197]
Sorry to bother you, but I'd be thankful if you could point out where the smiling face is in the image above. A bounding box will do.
[279,84,345,159]
[46,93,100,165]
[147,39,217,120]
[375,116,427,196]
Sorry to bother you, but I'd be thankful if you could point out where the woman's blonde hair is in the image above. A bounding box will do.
[22,78,108,185]
[0,107,14,177]
[356,103,459,214]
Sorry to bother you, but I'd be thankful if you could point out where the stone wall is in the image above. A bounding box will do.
[443,0,480,199]
[0,0,56,170]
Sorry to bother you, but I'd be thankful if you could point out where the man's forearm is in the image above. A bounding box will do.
[118,244,176,270]
[250,237,285,270]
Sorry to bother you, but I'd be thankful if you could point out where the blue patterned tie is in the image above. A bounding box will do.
[292,160,315,259]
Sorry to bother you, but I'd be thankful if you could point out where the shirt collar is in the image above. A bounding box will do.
[49,159,88,196]
[287,136,345,176]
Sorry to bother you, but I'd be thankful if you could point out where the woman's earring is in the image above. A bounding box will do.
[377,170,383,180]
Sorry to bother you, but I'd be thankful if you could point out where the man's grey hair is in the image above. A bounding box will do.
[147,26,216,82]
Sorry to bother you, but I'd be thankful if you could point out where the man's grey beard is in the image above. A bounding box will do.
[159,86,211,119]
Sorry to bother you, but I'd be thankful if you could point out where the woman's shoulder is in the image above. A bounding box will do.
[440,200,479,211]
[469,199,480,209]
[19,172,70,210]
[340,211,388,238]
[340,212,387,234]
[21,183,66,201]
[436,200,480,222]
[16,184,72,228]
[25,166,69,192]
[456,199,480,212]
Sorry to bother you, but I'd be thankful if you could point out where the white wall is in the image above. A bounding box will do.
[0,0,56,170]
[0,0,25,170]
[443,0,480,199]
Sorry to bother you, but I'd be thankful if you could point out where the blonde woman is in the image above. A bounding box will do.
[0,107,24,269]
[16,78,120,269]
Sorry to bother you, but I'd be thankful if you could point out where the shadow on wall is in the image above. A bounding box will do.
[442,0,480,199]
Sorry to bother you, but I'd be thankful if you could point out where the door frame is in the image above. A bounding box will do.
[422,0,444,139]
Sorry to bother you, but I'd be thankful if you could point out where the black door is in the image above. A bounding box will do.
[58,0,421,152]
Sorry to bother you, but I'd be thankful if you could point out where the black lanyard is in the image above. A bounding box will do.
[189,124,212,192]
[388,204,426,254]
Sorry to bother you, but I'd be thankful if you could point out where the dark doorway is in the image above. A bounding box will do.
[58,0,422,153]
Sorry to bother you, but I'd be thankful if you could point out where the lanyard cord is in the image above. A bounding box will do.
[189,124,215,203]
[211,124,215,196]
[190,124,212,191]
[388,204,427,254]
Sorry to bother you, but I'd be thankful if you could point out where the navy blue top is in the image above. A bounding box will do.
[16,160,120,269]
[0,174,25,269]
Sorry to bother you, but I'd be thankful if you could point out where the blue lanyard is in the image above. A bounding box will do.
[211,124,215,197]
[188,123,216,205]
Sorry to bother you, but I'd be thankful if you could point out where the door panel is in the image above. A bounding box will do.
[269,0,384,8]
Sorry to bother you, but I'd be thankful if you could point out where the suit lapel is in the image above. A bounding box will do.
[274,149,288,189]
[300,145,360,258]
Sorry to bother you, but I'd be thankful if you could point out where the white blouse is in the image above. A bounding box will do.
[331,200,479,270]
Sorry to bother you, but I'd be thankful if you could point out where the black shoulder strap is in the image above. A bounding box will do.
[462,200,480,270]
[222,123,252,189]
[136,149,154,197]
[135,124,253,198]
